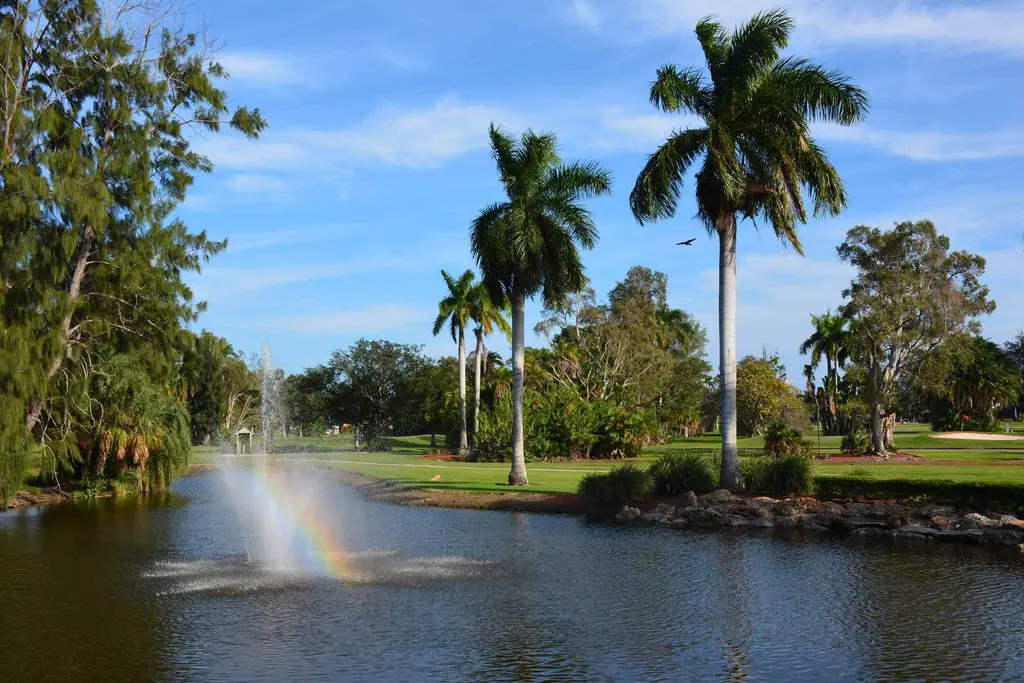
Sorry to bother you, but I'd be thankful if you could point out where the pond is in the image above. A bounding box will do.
[1,468,1023,682]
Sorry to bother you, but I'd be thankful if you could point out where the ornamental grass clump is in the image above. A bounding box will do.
[577,463,653,517]
[650,452,718,495]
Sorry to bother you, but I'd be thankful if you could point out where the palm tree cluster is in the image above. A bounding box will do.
[432,269,510,456]
[799,310,851,435]
[445,9,867,488]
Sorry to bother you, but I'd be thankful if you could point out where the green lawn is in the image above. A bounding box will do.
[648,422,1024,453]
[181,423,1024,499]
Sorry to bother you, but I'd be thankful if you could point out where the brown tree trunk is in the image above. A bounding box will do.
[24,225,94,433]
[883,412,896,452]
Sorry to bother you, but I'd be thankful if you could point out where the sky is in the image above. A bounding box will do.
[178,0,1024,380]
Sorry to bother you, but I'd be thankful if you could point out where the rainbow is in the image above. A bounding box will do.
[242,462,349,579]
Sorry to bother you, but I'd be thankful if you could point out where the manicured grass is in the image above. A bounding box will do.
[814,461,1024,485]
[648,423,1024,453]
[185,426,1024,499]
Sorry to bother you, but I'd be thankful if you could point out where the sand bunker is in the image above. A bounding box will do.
[932,431,1024,441]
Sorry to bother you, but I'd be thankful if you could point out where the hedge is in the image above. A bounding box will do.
[813,476,1024,515]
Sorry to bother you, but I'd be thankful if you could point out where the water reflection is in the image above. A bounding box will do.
[0,472,1022,682]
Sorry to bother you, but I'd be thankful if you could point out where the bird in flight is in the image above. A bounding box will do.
[677,238,696,246]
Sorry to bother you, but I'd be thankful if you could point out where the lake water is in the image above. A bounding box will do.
[2,468,1023,682]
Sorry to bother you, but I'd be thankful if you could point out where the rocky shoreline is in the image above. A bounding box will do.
[616,489,1024,548]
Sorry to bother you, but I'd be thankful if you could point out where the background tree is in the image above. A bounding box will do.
[471,124,611,485]
[282,365,335,438]
[326,339,431,450]
[914,335,1021,430]
[629,9,867,489]
[0,1,263,486]
[799,310,850,435]
[468,283,510,444]
[181,332,234,445]
[1005,332,1024,419]
[838,220,994,455]
[736,354,809,436]
[432,269,477,456]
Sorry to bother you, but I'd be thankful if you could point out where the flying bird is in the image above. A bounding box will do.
[677,238,696,246]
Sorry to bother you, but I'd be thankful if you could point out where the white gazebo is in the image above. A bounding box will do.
[235,427,253,455]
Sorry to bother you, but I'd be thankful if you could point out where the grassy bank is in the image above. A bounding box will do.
[188,426,1024,498]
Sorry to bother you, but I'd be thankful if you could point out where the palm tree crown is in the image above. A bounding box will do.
[471,124,613,305]
[629,9,868,247]
[432,269,477,342]
[800,309,850,373]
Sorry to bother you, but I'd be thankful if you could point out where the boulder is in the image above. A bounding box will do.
[998,515,1024,529]
[615,506,643,522]
[959,512,999,530]
[703,489,735,505]
[681,491,698,508]
[930,515,952,529]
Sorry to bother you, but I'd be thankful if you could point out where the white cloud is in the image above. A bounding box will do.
[257,304,432,334]
[567,0,601,28]
[591,107,702,150]
[300,96,513,169]
[626,0,1024,56]
[194,96,513,173]
[815,124,1024,161]
[191,257,418,303]
[218,51,310,86]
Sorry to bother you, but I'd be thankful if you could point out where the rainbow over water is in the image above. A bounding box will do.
[220,461,349,579]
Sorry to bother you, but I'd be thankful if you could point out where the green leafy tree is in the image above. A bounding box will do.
[838,220,994,455]
[181,331,234,445]
[432,269,478,455]
[628,9,867,489]
[327,339,431,450]
[799,310,850,435]
[282,365,336,438]
[916,335,1021,430]
[471,125,611,485]
[736,355,808,436]
[1005,332,1024,420]
[0,2,264,480]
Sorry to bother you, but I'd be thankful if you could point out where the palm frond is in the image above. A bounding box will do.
[725,8,793,91]
[650,64,712,116]
[630,127,708,224]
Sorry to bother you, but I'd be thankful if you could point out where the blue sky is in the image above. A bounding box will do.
[180,0,1024,380]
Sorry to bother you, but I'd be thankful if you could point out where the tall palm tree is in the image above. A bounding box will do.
[799,309,850,435]
[469,284,511,444]
[432,269,477,455]
[471,124,612,485]
[629,10,867,489]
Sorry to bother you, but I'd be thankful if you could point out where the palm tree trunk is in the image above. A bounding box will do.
[509,289,528,486]
[473,329,483,444]
[717,213,740,490]
[457,326,469,456]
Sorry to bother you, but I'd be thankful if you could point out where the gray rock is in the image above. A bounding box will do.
[960,512,999,530]
[681,491,698,507]
[703,489,735,505]
[998,515,1024,529]
[615,506,642,522]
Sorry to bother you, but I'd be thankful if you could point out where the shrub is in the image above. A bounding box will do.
[840,430,870,454]
[591,403,657,459]
[577,463,653,517]
[742,453,813,496]
[649,452,718,495]
[763,420,812,458]
[814,476,1024,514]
